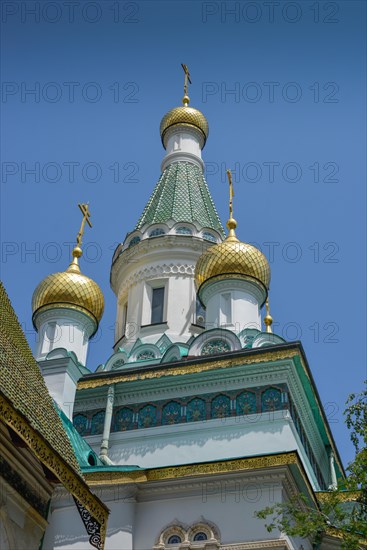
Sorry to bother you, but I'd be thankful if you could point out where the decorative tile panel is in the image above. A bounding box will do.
[236,391,257,416]
[91,411,105,435]
[138,404,157,429]
[114,407,134,431]
[73,414,88,435]
[162,401,182,425]
[211,394,231,419]
[261,387,282,412]
[186,397,206,423]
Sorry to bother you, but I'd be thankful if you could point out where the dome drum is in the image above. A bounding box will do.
[197,273,268,308]
[32,303,98,337]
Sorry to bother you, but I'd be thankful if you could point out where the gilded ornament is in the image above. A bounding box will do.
[160,107,209,147]
[160,63,208,146]
[194,169,271,294]
[32,204,104,327]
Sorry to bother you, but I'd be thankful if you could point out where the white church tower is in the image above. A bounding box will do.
[110,65,225,354]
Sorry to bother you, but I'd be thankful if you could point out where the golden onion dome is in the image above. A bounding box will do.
[160,105,209,148]
[195,218,271,294]
[32,246,104,326]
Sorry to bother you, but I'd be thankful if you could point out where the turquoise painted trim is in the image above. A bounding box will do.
[81,465,143,473]
[292,355,344,482]
[56,404,102,468]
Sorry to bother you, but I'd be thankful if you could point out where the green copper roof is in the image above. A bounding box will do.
[56,405,102,468]
[135,161,225,237]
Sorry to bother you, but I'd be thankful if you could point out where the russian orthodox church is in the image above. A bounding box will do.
[1,68,346,549]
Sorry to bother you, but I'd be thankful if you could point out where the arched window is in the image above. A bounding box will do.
[128,235,141,248]
[202,231,216,242]
[112,359,125,369]
[195,296,205,327]
[156,521,219,550]
[176,226,192,235]
[193,532,208,541]
[167,535,182,544]
[150,228,165,237]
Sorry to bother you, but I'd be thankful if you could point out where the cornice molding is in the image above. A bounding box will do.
[77,349,300,390]
[117,261,197,299]
[83,452,301,487]
[221,541,291,550]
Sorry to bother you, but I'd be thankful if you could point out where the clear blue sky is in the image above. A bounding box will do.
[1,1,366,468]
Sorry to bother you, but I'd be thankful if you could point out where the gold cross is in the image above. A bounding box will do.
[76,203,92,246]
[181,63,191,95]
[227,169,234,218]
[181,63,192,105]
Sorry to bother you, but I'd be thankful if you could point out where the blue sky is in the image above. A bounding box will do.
[1,0,366,467]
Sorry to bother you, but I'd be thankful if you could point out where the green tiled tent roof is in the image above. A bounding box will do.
[0,281,81,475]
[135,161,225,237]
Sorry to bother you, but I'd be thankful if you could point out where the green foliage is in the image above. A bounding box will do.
[255,382,367,549]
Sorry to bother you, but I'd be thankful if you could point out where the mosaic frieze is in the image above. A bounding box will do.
[162,401,182,425]
[73,381,327,489]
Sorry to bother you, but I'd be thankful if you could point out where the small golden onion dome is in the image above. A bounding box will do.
[32,246,104,326]
[160,105,209,148]
[195,218,271,294]
[264,298,273,333]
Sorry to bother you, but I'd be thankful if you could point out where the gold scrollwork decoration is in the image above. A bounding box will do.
[0,394,108,545]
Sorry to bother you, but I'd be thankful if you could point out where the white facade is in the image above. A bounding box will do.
[200,279,266,332]
[161,126,205,172]
[33,308,96,366]
[42,470,313,550]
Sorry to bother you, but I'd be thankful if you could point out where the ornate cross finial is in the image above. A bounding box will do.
[227,169,234,219]
[225,169,237,239]
[181,63,191,106]
[67,203,92,273]
[76,203,92,247]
